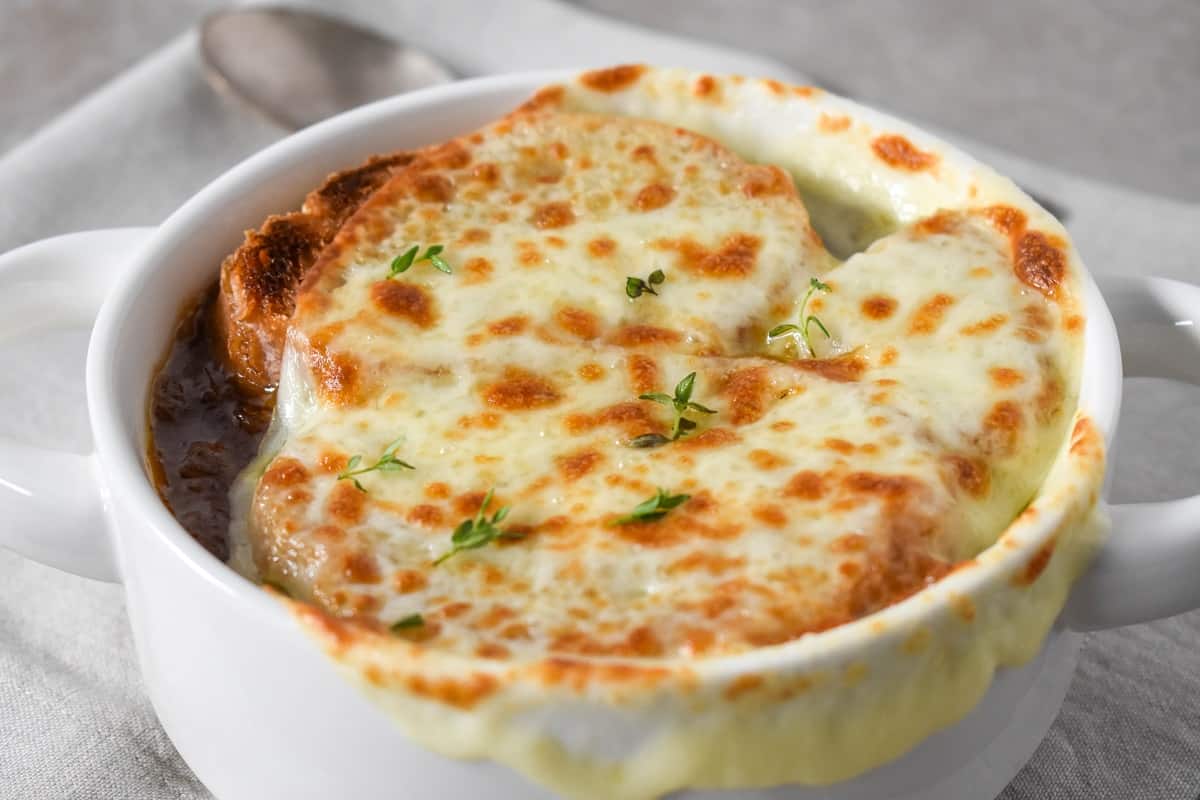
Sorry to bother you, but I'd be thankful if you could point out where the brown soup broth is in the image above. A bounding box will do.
[148,288,271,560]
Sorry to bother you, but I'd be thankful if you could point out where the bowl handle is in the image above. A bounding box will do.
[1066,274,1200,630]
[0,228,155,583]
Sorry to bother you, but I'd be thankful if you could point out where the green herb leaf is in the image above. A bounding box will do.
[629,432,671,448]
[337,437,415,492]
[434,489,519,566]
[610,487,691,525]
[390,613,425,632]
[625,269,666,299]
[632,371,717,446]
[390,244,452,277]
[767,277,832,355]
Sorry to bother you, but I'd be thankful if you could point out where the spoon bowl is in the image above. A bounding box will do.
[200,6,455,130]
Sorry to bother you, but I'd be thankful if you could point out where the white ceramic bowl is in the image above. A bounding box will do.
[2,71,1199,800]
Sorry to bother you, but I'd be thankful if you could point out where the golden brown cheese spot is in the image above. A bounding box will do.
[607,324,683,347]
[475,642,511,660]
[370,281,437,329]
[486,315,530,337]
[1018,304,1053,343]
[677,427,741,449]
[459,228,491,246]
[1070,417,1099,458]
[943,454,990,498]
[341,551,381,584]
[306,344,363,406]
[631,145,656,164]
[413,173,454,204]
[463,257,493,285]
[784,470,825,500]
[626,353,661,394]
[530,201,576,229]
[1015,231,1066,298]
[481,367,562,411]
[1014,538,1057,586]
[817,113,851,133]
[793,353,866,383]
[762,78,786,95]
[1035,369,1064,423]
[555,306,601,340]
[393,569,428,594]
[578,362,605,381]
[587,236,616,258]
[880,347,899,366]
[747,449,788,470]
[544,235,567,249]
[1065,314,1085,334]
[516,241,543,266]
[311,525,345,545]
[653,233,761,279]
[908,293,956,335]
[693,74,719,99]
[862,295,898,320]
[404,672,499,710]
[470,163,500,186]
[424,482,451,500]
[517,85,565,113]
[950,594,976,622]
[979,204,1027,237]
[980,400,1024,456]
[771,420,796,432]
[565,401,664,438]
[989,367,1025,387]
[913,210,960,237]
[406,504,444,528]
[555,449,604,482]
[961,313,1008,336]
[740,165,793,198]
[751,503,788,527]
[667,551,747,576]
[721,366,770,425]
[871,134,938,171]
[327,481,366,525]
[579,64,646,92]
[633,183,676,212]
[824,437,856,455]
[723,674,764,700]
[262,456,309,488]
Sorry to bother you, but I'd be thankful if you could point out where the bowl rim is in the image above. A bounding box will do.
[85,67,1122,679]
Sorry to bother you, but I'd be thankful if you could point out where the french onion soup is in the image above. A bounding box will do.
[148,66,1102,799]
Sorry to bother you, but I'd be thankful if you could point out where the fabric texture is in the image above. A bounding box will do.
[0,1,1197,798]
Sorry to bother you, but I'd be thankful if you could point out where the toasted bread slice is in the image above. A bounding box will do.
[214,151,416,395]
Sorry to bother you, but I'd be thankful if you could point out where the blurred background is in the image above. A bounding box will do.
[2,0,1198,201]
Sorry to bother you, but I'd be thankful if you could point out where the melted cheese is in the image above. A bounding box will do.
[227,67,1103,799]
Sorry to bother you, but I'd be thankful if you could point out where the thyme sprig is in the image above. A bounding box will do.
[390,244,452,276]
[630,372,717,448]
[768,277,832,356]
[337,437,415,492]
[610,488,691,525]
[626,269,666,299]
[433,489,522,566]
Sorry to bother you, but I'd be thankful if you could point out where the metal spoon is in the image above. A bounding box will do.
[199,6,454,131]
[198,6,1069,222]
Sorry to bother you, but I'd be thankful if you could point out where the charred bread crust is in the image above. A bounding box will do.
[214,151,416,396]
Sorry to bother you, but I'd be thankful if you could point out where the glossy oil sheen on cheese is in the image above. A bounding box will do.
[227,67,1103,800]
